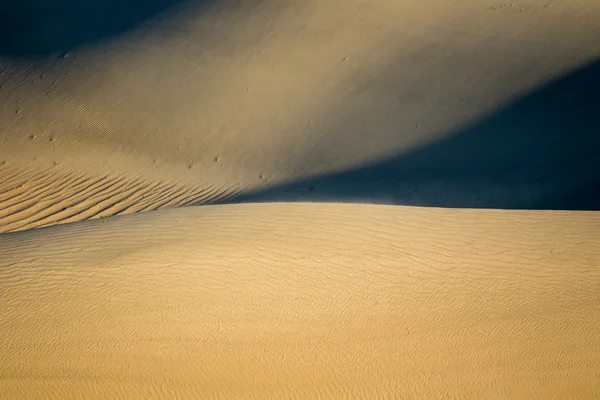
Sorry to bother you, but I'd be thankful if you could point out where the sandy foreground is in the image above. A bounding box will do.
[1,203,599,399]
[1,0,600,398]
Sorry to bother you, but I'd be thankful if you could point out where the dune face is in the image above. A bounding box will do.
[2,0,600,225]
[1,0,600,398]
[1,204,599,399]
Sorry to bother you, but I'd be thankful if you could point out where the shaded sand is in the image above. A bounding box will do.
[1,203,599,398]
[1,0,600,229]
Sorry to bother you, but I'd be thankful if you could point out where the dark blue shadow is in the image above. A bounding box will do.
[228,59,600,210]
[0,0,198,56]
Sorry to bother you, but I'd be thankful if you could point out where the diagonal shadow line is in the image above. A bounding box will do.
[227,58,600,210]
[0,0,206,56]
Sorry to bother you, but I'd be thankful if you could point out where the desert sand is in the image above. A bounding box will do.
[1,0,600,398]
[2,204,600,399]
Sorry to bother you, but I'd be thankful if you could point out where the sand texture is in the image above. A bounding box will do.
[2,0,600,225]
[1,0,600,398]
[2,204,599,399]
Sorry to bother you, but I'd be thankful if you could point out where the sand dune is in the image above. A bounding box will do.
[2,0,600,398]
[2,204,599,399]
[2,0,600,214]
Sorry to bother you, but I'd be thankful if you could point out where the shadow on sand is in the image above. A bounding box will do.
[3,2,598,210]
[231,59,600,210]
[0,0,198,55]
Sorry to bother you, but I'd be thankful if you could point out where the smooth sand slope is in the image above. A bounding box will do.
[1,203,599,399]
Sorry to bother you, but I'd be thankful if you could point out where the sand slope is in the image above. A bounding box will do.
[1,203,599,399]
[2,0,600,228]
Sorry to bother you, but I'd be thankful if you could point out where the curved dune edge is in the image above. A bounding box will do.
[1,203,599,399]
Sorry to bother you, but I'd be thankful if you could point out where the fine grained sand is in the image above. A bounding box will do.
[1,0,600,398]
[1,204,599,399]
